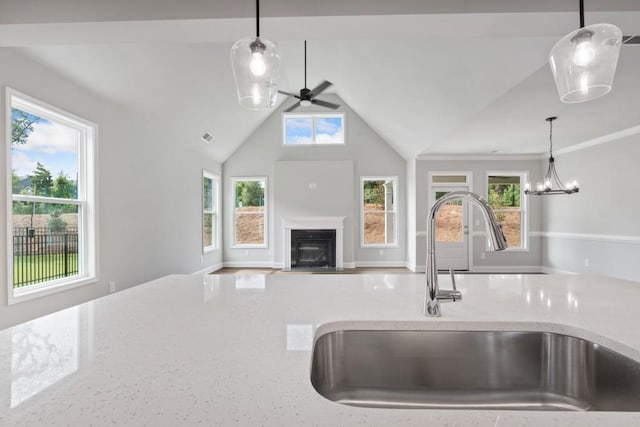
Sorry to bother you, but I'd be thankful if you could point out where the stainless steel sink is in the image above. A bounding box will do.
[310,330,640,411]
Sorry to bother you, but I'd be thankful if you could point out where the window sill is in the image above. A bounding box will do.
[361,244,400,249]
[231,244,268,249]
[9,275,98,305]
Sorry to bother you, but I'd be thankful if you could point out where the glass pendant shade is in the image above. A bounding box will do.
[231,36,281,110]
[549,23,622,103]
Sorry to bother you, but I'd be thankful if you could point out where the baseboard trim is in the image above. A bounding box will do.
[223,261,275,268]
[191,262,223,275]
[354,261,408,268]
[541,266,579,275]
[471,266,543,273]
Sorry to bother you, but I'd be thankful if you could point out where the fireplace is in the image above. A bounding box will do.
[291,230,336,269]
[282,216,345,271]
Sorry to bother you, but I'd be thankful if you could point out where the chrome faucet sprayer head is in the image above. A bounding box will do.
[424,191,507,317]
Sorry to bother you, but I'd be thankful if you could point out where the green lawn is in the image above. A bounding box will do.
[13,253,79,288]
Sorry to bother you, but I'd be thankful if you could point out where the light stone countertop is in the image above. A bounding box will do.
[1,273,640,426]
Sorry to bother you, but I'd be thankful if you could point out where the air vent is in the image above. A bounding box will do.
[623,35,640,45]
[201,132,214,143]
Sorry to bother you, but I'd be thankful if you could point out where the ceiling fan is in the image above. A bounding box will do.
[278,40,340,113]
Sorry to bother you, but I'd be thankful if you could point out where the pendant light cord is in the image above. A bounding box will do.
[256,0,260,37]
[579,0,585,28]
[549,119,554,158]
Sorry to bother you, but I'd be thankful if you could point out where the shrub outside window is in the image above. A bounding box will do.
[7,88,97,303]
[487,172,527,250]
[232,177,267,247]
[361,177,398,247]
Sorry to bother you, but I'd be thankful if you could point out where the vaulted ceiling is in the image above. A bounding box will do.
[2,0,640,162]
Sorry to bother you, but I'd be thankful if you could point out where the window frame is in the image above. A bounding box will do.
[6,88,98,304]
[486,171,528,252]
[360,176,399,248]
[282,112,346,146]
[202,170,221,253]
[231,176,268,249]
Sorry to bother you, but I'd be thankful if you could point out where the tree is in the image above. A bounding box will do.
[52,172,76,199]
[236,181,263,207]
[12,170,21,194]
[11,110,40,145]
[48,210,68,232]
[363,181,385,207]
[30,163,53,197]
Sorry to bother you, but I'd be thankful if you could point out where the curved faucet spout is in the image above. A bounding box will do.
[424,191,508,317]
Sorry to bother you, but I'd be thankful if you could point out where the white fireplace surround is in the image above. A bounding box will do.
[283,216,345,270]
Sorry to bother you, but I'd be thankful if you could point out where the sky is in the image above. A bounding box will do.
[11,108,79,180]
[285,116,343,145]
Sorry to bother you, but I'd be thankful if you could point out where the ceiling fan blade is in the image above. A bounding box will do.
[284,102,301,113]
[311,99,340,110]
[278,90,301,99]
[309,80,332,97]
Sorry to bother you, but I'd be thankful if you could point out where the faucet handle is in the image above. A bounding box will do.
[449,268,457,292]
[437,269,462,303]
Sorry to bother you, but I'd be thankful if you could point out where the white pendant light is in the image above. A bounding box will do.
[230,0,281,110]
[549,0,622,103]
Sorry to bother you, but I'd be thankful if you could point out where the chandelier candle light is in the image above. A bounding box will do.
[230,0,281,110]
[525,117,579,196]
[549,0,622,103]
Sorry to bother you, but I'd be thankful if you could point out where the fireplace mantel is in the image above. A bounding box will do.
[282,216,345,270]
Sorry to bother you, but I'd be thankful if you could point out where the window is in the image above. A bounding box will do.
[487,173,527,250]
[361,177,398,246]
[7,88,97,303]
[232,177,267,247]
[203,170,220,252]
[283,113,345,145]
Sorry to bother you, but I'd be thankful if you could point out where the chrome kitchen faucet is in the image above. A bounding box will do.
[424,191,508,316]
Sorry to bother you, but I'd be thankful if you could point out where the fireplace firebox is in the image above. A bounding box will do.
[291,229,336,269]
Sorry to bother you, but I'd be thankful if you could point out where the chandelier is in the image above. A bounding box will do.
[525,117,579,196]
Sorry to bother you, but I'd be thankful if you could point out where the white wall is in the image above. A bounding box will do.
[0,48,221,328]
[273,160,354,267]
[222,94,407,268]
[414,158,544,272]
[406,159,417,270]
[542,134,640,282]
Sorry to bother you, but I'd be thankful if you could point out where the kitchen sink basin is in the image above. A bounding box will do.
[310,329,640,411]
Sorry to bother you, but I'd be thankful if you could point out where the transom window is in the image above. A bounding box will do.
[361,177,398,247]
[487,173,527,250]
[232,177,267,247]
[203,170,220,252]
[7,88,97,303]
[282,113,345,145]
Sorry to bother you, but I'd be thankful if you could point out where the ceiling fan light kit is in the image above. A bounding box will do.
[230,0,281,110]
[549,0,622,103]
[278,40,340,112]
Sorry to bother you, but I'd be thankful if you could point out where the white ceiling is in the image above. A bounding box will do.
[2,0,640,162]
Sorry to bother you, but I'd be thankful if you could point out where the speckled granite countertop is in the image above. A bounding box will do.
[1,273,640,426]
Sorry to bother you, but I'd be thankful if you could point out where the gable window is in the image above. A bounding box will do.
[232,177,267,247]
[7,88,97,303]
[203,170,220,252]
[487,172,527,250]
[282,113,345,145]
[361,177,398,247]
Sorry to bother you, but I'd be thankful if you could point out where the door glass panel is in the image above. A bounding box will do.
[435,191,462,243]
